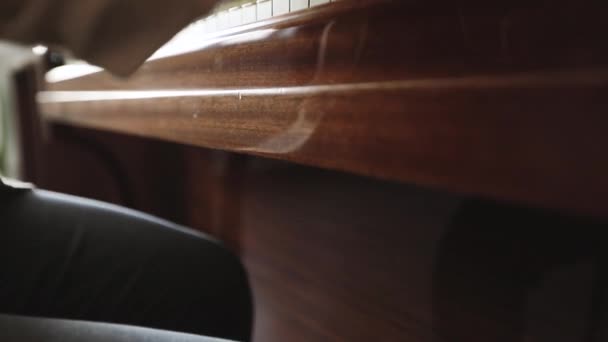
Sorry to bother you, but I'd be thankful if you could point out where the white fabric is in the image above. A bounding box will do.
[0,43,32,178]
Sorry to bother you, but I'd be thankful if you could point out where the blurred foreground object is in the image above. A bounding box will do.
[0,0,221,75]
[0,42,34,177]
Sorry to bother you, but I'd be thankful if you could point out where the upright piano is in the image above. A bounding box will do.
[14,0,608,341]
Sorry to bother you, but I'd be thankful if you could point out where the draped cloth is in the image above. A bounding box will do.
[0,0,221,76]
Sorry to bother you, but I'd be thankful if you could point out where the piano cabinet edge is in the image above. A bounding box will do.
[38,71,608,220]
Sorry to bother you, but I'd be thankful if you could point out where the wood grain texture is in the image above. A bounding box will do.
[237,161,607,342]
[37,0,608,217]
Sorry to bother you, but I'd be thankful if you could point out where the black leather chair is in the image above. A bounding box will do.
[0,183,252,341]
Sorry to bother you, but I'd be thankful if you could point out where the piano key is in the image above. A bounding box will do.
[228,6,242,27]
[273,0,290,16]
[205,15,217,34]
[217,11,230,30]
[188,0,348,35]
[192,20,207,35]
[310,0,330,6]
[242,3,257,24]
[257,0,272,20]
[290,0,309,12]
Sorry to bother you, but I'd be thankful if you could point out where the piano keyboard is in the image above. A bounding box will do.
[174,0,341,38]
[45,0,344,82]
[151,0,343,61]
[201,0,340,32]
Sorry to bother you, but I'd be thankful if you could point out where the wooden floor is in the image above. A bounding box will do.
[27,123,608,342]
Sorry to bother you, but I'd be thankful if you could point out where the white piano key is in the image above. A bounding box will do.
[194,20,207,35]
[257,0,272,20]
[273,0,290,16]
[310,0,329,6]
[242,3,257,24]
[290,0,309,12]
[206,15,218,33]
[228,7,242,27]
[217,11,230,30]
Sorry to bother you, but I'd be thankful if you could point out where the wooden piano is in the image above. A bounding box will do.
[13,0,608,341]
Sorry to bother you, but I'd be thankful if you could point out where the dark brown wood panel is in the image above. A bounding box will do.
[237,160,608,342]
[39,70,608,218]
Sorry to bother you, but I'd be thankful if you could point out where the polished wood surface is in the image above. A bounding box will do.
[37,0,608,217]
